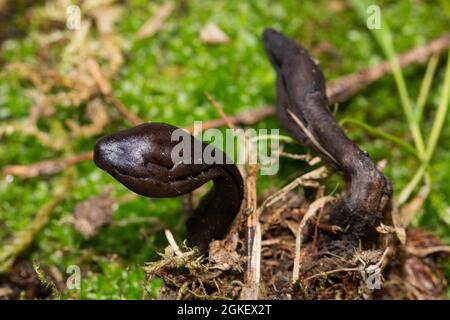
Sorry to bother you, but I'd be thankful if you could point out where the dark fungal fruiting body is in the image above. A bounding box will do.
[94,122,243,253]
[262,28,392,238]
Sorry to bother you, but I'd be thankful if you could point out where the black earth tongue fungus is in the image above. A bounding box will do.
[93,122,243,253]
[262,28,392,242]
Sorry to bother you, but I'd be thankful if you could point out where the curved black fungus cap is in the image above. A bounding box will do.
[94,122,244,253]
[262,28,392,238]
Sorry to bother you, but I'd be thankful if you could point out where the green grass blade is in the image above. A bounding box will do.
[397,50,450,205]
[416,54,439,123]
[339,118,418,158]
[350,0,426,159]
[424,50,450,163]
[397,165,426,206]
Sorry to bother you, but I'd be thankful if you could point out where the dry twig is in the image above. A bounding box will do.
[292,196,334,283]
[86,59,144,126]
[164,229,183,258]
[205,92,237,130]
[204,93,260,300]
[326,32,450,103]
[3,152,93,178]
[260,166,328,210]
[136,1,174,40]
[406,245,450,257]
[200,23,230,44]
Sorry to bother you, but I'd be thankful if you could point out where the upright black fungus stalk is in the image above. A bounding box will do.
[94,123,243,253]
[262,28,392,238]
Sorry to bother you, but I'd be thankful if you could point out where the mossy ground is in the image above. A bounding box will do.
[0,0,449,299]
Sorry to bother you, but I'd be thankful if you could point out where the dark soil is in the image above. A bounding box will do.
[0,260,60,299]
[146,190,449,300]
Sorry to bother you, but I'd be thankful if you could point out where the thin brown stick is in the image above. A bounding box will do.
[312,207,324,255]
[107,95,144,126]
[3,151,93,178]
[303,267,360,282]
[136,1,174,40]
[327,32,450,104]
[242,136,260,300]
[205,93,260,299]
[86,59,144,126]
[201,31,450,128]
[203,94,252,250]
[285,215,343,237]
[205,92,237,130]
[292,196,334,283]
[406,245,450,257]
[205,97,262,299]
[185,106,274,133]
[240,162,260,300]
[164,229,183,257]
[261,166,328,209]
[304,248,390,285]
[313,221,343,233]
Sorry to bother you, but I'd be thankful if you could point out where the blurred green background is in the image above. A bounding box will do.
[0,0,449,299]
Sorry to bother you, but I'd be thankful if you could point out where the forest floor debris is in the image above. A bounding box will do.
[146,190,449,299]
